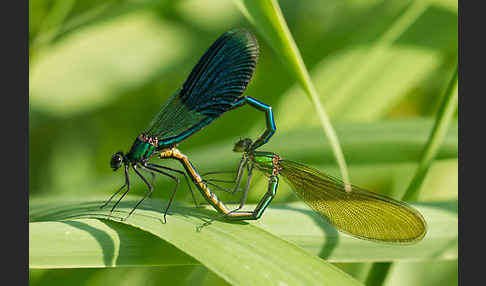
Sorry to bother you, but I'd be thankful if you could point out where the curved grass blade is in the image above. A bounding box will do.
[234,0,352,191]
[29,219,198,268]
[30,197,363,286]
[278,160,427,243]
[29,198,457,268]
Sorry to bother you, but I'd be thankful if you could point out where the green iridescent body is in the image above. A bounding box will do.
[252,151,275,173]
[126,135,158,162]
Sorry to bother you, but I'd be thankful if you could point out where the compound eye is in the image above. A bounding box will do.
[110,152,124,170]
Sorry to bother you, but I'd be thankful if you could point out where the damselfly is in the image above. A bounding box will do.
[103,29,276,222]
[202,138,427,243]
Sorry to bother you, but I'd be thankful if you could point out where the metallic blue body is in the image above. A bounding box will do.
[242,96,276,150]
[156,96,276,149]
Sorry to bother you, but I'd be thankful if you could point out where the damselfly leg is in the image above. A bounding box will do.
[147,162,199,208]
[101,166,129,209]
[200,156,248,194]
[102,161,193,222]
[142,163,182,223]
[122,165,154,221]
[140,168,156,198]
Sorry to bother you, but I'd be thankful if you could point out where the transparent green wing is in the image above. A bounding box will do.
[278,160,427,243]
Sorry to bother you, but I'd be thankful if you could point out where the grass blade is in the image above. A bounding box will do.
[234,0,351,191]
[30,197,363,286]
[30,198,457,267]
[402,68,458,201]
[366,67,458,286]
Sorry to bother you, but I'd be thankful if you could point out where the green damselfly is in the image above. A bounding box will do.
[202,138,427,243]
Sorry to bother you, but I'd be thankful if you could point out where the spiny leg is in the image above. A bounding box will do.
[140,167,156,198]
[200,170,237,176]
[109,165,131,218]
[100,165,130,209]
[197,157,249,208]
[198,164,254,229]
[204,180,242,194]
[202,156,248,184]
[198,174,278,231]
[223,164,254,215]
[204,178,239,184]
[193,179,244,207]
[146,162,199,208]
[200,170,238,184]
[201,156,248,195]
[144,164,180,223]
[122,165,153,221]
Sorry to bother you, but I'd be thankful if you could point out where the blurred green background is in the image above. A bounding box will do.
[29,0,457,285]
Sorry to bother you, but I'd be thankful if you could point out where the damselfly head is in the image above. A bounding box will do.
[233,138,253,153]
[110,152,124,171]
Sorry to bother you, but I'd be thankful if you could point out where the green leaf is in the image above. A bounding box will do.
[30,197,363,286]
[30,198,456,266]
[29,219,198,268]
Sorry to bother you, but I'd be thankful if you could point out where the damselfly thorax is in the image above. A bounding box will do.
[126,134,160,163]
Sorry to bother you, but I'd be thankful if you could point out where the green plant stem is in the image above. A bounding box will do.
[402,68,458,201]
[365,67,458,286]
[364,263,392,286]
[235,0,351,191]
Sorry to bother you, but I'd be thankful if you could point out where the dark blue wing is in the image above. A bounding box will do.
[145,29,259,146]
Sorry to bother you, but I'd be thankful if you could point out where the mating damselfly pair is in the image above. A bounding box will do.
[102,29,426,244]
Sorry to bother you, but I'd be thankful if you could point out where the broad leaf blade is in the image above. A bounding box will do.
[30,198,456,266]
[30,197,363,286]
